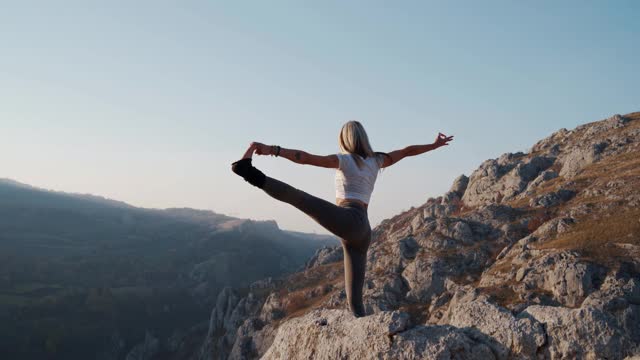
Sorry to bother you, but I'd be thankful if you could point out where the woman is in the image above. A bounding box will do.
[231,120,453,317]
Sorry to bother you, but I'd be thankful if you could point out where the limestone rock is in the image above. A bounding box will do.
[462,155,554,207]
[402,254,446,303]
[363,273,409,312]
[199,288,264,360]
[529,189,575,208]
[262,309,496,360]
[519,251,604,307]
[304,245,343,269]
[522,170,558,196]
[445,296,546,359]
[524,304,637,359]
[450,174,470,196]
[259,293,285,322]
[559,142,607,178]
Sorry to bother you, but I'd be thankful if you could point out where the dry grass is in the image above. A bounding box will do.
[597,111,640,139]
[279,262,343,295]
[477,282,520,307]
[507,112,639,210]
[449,197,475,217]
[486,259,515,275]
[371,264,387,277]
[583,160,640,183]
[478,282,556,308]
[526,208,553,233]
[537,208,640,251]
[534,134,640,259]
[274,289,338,326]
[269,261,349,322]
[574,151,640,187]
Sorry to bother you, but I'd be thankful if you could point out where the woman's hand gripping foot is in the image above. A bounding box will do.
[231,142,268,188]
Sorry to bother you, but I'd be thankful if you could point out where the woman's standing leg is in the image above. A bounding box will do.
[265,176,373,317]
[342,244,368,317]
[232,158,372,317]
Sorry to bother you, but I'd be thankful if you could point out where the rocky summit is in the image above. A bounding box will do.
[188,112,640,360]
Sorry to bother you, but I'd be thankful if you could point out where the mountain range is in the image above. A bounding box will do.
[0,179,337,359]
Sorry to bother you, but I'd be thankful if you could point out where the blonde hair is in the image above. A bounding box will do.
[338,120,390,171]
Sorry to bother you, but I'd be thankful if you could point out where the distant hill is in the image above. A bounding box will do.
[0,179,338,360]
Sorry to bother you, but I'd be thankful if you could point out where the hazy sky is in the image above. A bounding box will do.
[2,1,639,235]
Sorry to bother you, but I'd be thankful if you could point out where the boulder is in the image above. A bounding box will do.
[519,251,603,307]
[559,141,608,178]
[450,174,470,196]
[363,273,410,312]
[524,304,637,359]
[463,155,554,207]
[402,255,446,303]
[529,189,575,208]
[445,296,546,359]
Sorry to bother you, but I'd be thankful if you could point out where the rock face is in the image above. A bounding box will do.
[262,309,496,360]
[462,154,555,207]
[303,245,343,269]
[523,305,635,360]
[190,112,640,360]
[198,287,266,360]
[125,332,159,360]
[443,294,546,358]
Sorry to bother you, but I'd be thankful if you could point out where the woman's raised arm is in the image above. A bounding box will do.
[381,132,453,168]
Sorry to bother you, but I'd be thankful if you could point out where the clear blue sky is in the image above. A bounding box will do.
[2,1,638,234]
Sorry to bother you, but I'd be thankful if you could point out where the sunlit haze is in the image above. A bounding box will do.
[2,1,639,234]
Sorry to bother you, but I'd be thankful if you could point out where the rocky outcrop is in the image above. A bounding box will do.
[462,154,555,207]
[189,112,640,360]
[443,294,546,359]
[198,286,267,360]
[523,304,636,359]
[449,174,470,196]
[481,249,606,307]
[262,309,496,360]
[402,254,446,303]
[529,189,575,208]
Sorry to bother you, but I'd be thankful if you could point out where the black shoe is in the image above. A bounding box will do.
[231,158,266,188]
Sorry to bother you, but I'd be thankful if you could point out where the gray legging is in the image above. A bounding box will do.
[261,175,371,317]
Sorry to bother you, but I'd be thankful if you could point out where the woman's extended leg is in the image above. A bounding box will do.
[231,158,362,243]
[261,176,356,240]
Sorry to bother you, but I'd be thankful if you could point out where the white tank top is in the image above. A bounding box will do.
[334,153,380,204]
